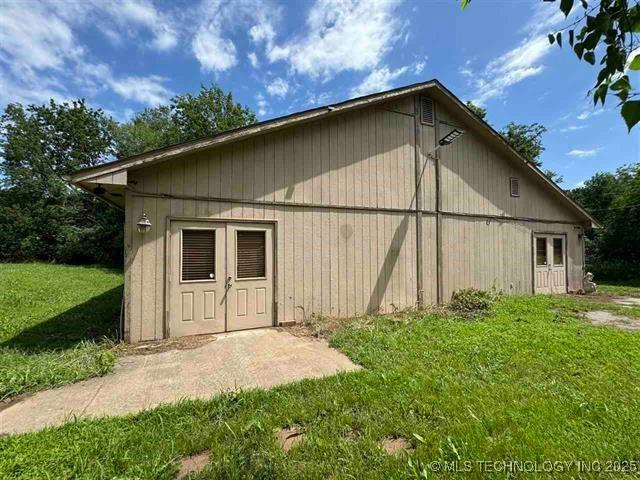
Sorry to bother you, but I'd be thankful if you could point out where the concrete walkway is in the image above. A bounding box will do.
[0,329,360,435]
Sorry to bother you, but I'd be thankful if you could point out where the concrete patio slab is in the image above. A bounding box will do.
[0,329,360,435]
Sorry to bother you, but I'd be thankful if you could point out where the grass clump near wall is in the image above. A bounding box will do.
[449,288,500,315]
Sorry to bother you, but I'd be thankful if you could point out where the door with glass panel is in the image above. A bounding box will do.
[168,221,226,337]
[533,234,567,294]
[226,223,274,331]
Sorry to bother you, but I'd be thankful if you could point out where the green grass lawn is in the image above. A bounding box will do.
[1,278,639,479]
[598,280,640,297]
[0,263,123,400]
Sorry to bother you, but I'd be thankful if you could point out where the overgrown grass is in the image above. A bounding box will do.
[1,293,638,479]
[0,263,122,400]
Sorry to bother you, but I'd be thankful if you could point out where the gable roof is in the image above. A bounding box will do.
[70,79,599,227]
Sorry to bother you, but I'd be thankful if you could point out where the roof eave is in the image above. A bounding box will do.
[71,79,440,183]
[70,78,599,227]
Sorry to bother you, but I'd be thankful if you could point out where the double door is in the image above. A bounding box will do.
[533,234,567,294]
[168,220,274,337]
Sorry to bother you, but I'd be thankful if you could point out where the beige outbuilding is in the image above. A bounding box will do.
[71,80,599,343]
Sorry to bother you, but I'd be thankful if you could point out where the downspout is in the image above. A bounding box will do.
[414,96,424,307]
[434,104,443,304]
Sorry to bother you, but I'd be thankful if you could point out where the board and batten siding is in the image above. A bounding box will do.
[441,216,583,301]
[123,98,436,342]
[437,108,580,222]
[125,194,428,342]
[121,94,586,342]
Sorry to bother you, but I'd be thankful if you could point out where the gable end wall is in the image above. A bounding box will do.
[122,95,585,342]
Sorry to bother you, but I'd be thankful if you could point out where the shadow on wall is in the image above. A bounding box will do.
[367,214,410,313]
[0,286,123,353]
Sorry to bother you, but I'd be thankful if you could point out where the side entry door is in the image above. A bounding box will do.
[168,221,226,337]
[226,223,274,331]
[533,234,567,294]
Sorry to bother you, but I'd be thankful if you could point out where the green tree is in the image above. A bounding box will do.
[1,83,257,266]
[462,0,640,131]
[466,101,487,120]
[115,83,256,158]
[570,164,640,279]
[0,100,122,264]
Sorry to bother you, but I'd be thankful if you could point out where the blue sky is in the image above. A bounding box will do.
[0,0,637,188]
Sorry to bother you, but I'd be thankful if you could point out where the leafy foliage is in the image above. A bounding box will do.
[499,122,547,165]
[0,101,123,265]
[115,83,256,158]
[570,164,640,279]
[465,100,487,119]
[0,84,256,265]
[462,0,640,131]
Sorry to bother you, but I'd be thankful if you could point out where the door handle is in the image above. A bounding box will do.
[225,276,232,289]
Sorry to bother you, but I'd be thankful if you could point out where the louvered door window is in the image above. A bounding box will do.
[181,230,215,281]
[236,230,266,279]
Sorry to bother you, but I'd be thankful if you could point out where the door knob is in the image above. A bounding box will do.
[225,276,232,288]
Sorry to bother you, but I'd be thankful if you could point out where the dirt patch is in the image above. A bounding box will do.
[177,451,210,479]
[276,426,304,452]
[585,311,640,331]
[119,334,217,356]
[381,437,413,455]
[612,297,640,307]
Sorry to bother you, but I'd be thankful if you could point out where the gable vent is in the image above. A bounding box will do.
[420,96,434,125]
[510,177,520,197]
[182,230,215,281]
[237,230,266,279]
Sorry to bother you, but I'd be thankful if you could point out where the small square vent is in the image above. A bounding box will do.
[510,177,520,197]
[420,96,434,125]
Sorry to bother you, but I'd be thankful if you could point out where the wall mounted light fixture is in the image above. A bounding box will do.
[137,213,152,234]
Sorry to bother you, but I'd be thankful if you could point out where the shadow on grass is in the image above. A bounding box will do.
[0,285,123,353]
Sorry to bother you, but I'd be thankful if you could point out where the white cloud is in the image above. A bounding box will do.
[109,74,172,106]
[351,65,408,97]
[0,0,179,109]
[107,0,178,51]
[560,125,587,132]
[0,69,70,106]
[255,93,268,116]
[266,77,289,97]
[470,37,548,104]
[191,0,280,73]
[0,1,82,75]
[462,3,564,104]
[351,58,426,97]
[567,148,600,158]
[248,52,260,68]
[192,26,238,72]
[577,109,605,120]
[413,59,426,75]
[267,0,401,79]
[305,91,333,106]
[249,21,276,47]
[573,180,586,188]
